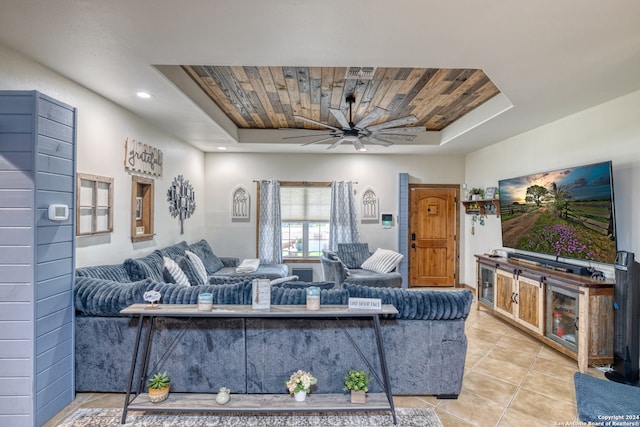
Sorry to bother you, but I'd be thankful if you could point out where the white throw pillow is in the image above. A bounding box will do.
[185,250,208,285]
[163,256,191,286]
[360,248,404,274]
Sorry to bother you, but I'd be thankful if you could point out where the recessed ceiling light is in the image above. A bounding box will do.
[217,146,228,150]
[358,147,367,152]
[136,91,152,99]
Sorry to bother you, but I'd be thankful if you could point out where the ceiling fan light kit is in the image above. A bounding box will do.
[289,94,426,151]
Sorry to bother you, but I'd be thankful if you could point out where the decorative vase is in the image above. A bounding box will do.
[294,390,307,402]
[215,387,231,405]
[350,389,366,404]
[148,385,169,403]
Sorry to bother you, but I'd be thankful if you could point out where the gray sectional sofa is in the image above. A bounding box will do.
[73,240,472,398]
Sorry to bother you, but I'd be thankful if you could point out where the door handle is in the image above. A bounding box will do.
[411,243,416,249]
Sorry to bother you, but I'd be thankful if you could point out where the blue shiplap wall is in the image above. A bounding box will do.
[0,91,76,427]
[398,173,409,287]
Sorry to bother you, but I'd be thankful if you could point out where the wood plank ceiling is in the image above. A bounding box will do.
[182,66,500,131]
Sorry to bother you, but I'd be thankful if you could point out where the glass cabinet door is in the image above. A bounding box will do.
[546,285,579,352]
[478,263,495,308]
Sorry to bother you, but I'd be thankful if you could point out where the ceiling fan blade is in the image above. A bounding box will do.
[366,115,419,131]
[354,107,387,130]
[293,115,342,132]
[371,133,417,141]
[362,136,393,147]
[282,132,337,140]
[300,136,340,146]
[353,139,365,151]
[370,126,426,134]
[329,108,351,130]
[327,138,346,150]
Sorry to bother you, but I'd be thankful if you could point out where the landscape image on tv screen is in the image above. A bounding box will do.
[499,161,616,264]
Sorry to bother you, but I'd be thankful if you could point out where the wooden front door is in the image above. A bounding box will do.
[409,187,458,287]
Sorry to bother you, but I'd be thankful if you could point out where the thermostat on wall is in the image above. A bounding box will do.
[381,214,393,228]
[48,204,69,221]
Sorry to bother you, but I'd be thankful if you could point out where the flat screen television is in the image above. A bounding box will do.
[498,161,617,265]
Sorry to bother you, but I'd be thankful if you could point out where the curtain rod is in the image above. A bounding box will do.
[252,180,358,184]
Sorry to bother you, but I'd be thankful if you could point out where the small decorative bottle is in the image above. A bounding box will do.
[215,387,230,405]
[306,286,320,311]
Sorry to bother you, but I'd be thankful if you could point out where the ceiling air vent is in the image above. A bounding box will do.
[345,67,376,80]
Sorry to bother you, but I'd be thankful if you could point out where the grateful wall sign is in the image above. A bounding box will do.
[124,138,163,176]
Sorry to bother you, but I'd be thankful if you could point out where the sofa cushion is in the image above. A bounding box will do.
[188,239,225,274]
[342,269,402,288]
[75,264,131,283]
[269,286,348,305]
[342,283,473,320]
[272,281,336,290]
[213,264,289,280]
[158,241,189,260]
[337,243,370,269]
[74,277,253,316]
[123,251,164,282]
[75,277,155,316]
[163,256,190,286]
[185,250,207,284]
[360,248,403,274]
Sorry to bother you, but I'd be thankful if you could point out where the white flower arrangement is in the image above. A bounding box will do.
[285,370,317,395]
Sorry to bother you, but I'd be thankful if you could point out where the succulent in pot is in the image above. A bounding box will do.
[147,371,170,403]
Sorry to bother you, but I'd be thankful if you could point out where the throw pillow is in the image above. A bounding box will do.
[185,250,208,285]
[360,248,404,274]
[177,256,205,286]
[123,251,164,282]
[337,243,370,269]
[163,256,190,286]
[188,239,225,274]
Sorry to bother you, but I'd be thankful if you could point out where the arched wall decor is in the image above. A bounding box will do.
[167,175,196,234]
[231,185,250,221]
[361,187,379,223]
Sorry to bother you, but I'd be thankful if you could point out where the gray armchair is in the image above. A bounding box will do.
[320,244,402,288]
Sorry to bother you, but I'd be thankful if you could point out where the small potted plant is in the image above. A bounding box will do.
[147,371,170,403]
[469,188,485,200]
[343,369,370,404]
[285,370,317,402]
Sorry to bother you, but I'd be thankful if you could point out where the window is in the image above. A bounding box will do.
[76,173,113,236]
[280,183,331,259]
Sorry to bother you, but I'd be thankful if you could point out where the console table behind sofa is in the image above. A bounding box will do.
[74,277,473,398]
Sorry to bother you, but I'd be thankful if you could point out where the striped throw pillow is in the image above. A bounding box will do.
[163,256,191,286]
[185,250,208,285]
[360,248,403,274]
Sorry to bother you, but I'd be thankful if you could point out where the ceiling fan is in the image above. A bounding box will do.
[285,95,426,151]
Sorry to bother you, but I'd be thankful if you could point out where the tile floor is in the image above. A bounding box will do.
[44,300,603,426]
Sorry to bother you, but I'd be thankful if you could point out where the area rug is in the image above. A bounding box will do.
[574,372,640,423]
[59,407,442,426]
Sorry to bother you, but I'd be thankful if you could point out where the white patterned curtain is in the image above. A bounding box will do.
[258,180,282,264]
[329,181,360,250]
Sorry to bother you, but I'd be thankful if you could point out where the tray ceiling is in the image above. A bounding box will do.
[182,66,500,132]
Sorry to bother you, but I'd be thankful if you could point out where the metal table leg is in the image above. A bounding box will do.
[373,314,397,425]
[121,315,145,424]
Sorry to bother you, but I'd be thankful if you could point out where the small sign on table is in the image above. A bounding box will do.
[348,297,382,311]
[252,278,271,309]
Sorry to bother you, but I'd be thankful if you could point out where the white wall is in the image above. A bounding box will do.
[0,43,206,267]
[204,153,465,279]
[463,89,640,286]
